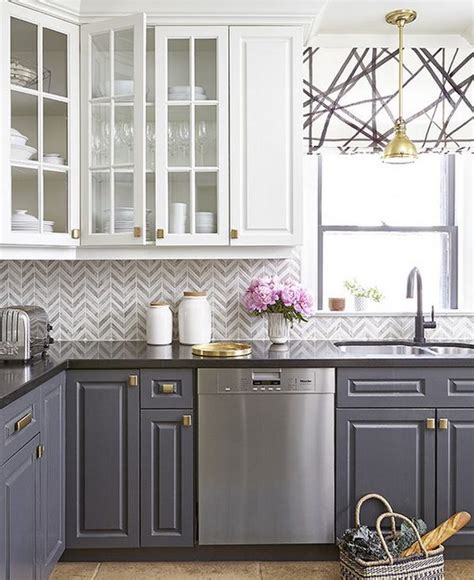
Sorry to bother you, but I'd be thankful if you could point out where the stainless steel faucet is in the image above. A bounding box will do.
[406,267,436,343]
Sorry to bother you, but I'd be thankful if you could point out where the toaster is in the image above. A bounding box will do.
[0,306,54,362]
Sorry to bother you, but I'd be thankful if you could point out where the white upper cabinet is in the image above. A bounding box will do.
[81,14,147,246]
[0,3,80,247]
[229,27,303,246]
[154,26,229,246]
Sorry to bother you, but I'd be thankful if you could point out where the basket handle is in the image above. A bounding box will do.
[355,493,396,535]
[375,512,429,565]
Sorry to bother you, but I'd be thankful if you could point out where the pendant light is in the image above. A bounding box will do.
[383,9,418,164]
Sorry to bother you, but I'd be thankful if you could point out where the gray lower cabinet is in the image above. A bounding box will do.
[437,409,474,545]
[336,408,436,536]
[0,434,41,580]
[141,410,194,547]
[66,370,140,548]
[40,373,65,579]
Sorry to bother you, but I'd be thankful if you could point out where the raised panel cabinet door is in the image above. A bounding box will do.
[66,370,140,548]
[230,27,303,246]
[141,410,194,546]
[437,409,474,545]
[40,373,65,580]
[336,409,436,537]
[0,434,41,580]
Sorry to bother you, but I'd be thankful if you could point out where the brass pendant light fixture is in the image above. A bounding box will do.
[383,9,418,163]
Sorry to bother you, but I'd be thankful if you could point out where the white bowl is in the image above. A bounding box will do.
[12,210,39,224]
[11,129,28,146]
[168,93,207,101]
[114,80,134,95]
[11,144,36,160]
[169,85,204,94]
[43,156,65,165]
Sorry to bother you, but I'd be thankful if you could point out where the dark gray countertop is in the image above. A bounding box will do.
[1,340,473,409]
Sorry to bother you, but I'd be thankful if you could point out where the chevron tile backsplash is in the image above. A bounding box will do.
[0,260,473,342]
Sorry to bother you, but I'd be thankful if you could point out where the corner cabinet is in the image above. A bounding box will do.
[0,3,80,247]
[229,27,303,246]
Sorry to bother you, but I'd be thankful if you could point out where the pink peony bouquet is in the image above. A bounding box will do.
[243,276,314,323]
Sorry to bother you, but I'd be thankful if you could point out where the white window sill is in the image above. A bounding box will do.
[313,310,474,317]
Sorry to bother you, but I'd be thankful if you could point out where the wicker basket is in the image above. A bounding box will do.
[339,494,445,580]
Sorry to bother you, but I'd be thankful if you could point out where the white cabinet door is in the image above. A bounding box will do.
[154,26,229,245]
[81,14,146,246]
[230,27,303,246]
[0,3,80,247]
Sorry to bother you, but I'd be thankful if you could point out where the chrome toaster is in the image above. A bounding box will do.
[0,306,54,362]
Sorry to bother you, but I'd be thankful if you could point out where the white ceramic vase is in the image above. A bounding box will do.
[353,296,370,311]
[267,313,289,344]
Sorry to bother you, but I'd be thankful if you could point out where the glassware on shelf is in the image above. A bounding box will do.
[91,116,111,167]
[196,121,208,166]
[114,119,134,164]
[146,122,155,170]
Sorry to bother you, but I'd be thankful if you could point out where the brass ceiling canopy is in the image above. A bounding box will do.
[383,9,418,164]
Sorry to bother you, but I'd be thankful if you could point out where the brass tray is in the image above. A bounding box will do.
[192,341,252,358]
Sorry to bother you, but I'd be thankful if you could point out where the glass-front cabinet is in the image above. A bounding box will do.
[81,18,228,246]
[0,4,79,246]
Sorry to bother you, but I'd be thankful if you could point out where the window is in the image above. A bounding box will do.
[317,154,457,311]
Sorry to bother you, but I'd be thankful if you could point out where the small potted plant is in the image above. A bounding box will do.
[343,279,384,312]
[243,276,313,344]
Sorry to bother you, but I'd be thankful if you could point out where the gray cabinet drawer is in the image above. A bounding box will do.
[0,388,41,465]
[140,370,193,409]
[337,368,435,407]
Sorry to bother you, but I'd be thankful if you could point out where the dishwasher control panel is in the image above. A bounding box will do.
[198,368,335,394]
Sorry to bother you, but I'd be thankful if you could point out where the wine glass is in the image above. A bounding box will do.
[196,121,208,166]
[178,121,190,165]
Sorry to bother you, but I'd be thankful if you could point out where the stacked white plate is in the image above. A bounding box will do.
[168,85,207,101]
[196,211,217,234]
[11,210,54,232]
[11,128,37,161]
[43,153,65,165]
[103,207,152,234]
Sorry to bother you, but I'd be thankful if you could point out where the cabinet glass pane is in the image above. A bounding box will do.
[168,173,190,234]
[92,171,110,233]
[43,28,67,96]
[195,172,217,234]
[195,106,217,167]
[44,171,68,233]
[114,28,134,96]
[195,39,216,100]
[44,99,67,165]
[167,39,190,97]
[91,104,111,167]
[168,106,190,167]
[11,18,38,90]
[146,27,155,103]
[114,105,134,165]
[146,174,155,241]
[91,33,110,98]
[146,107,155,171]
[11,91,38,159]
[11,167,39,230]
[113,173,134,233]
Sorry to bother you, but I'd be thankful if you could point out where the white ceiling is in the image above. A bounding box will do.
[24,0,474,43]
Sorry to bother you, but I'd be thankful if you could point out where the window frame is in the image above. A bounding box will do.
[316,155,458,310]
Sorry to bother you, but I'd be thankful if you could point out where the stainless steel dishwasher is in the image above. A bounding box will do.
[198,368,335,545]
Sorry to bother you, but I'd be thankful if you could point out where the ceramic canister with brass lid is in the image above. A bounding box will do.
[146,301,173,345]
[178,291,212,345]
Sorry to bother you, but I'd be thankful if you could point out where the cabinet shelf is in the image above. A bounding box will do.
[166,100,218,106]
[11,160,69,173]
[11,85,69,104]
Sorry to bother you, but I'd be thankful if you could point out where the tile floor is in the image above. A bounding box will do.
[51,560,474,579]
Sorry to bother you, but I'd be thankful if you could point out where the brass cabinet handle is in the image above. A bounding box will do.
[230,228,239,239]
[128,375,139,387]
[156,228,165,239]
[36,444,45,459]
[133,226,141,238]
[15,412,33,432]
[425,417,435,430]
[161,383,175,394]
[182,415,192,427]
[71,228,80,239]
[439,418,449,430]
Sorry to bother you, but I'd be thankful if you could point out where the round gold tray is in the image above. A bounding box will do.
[192,341,252,358]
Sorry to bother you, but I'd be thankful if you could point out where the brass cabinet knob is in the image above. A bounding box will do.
[230,229,239,239]
[133,226,141,238]
[128,375,139,387]
[425,417,435,430]
[439,418,449,430]
[71,228,80,239]
[15,412,33,432]
[36,444,45,459]
[156,228,165,239]
[161,383,175,394]
[182,415,192,427]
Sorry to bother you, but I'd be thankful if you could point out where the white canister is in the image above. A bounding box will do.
[146,301,173,345]
[178,291,212,345]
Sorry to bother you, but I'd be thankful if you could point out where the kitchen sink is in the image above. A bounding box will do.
[335,341,474,356]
